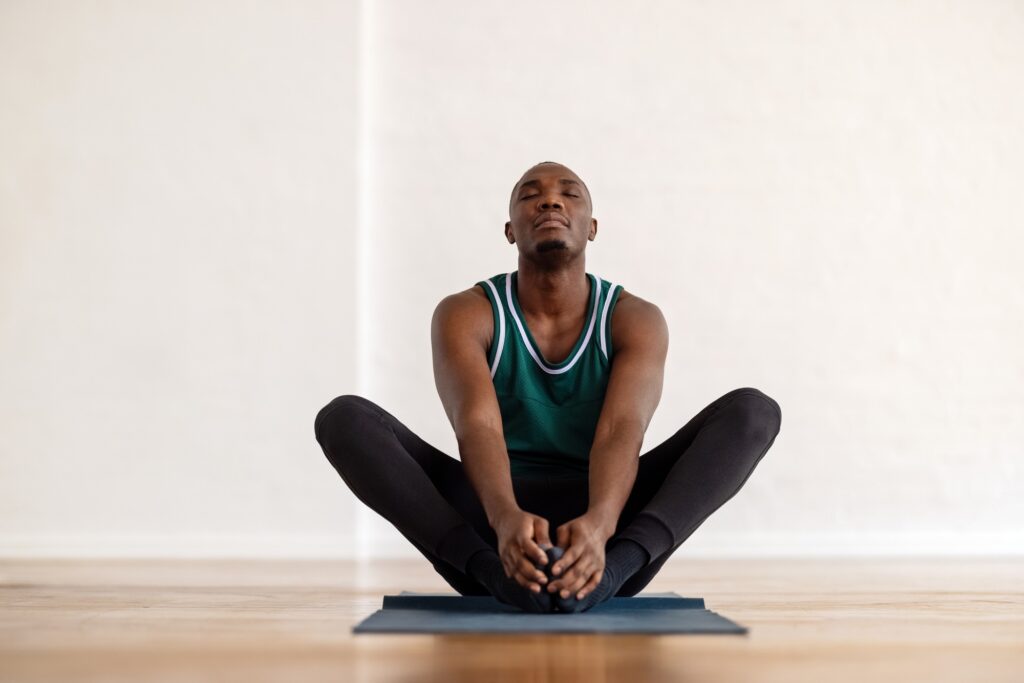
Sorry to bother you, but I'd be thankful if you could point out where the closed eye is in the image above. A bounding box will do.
[520,193,579,200]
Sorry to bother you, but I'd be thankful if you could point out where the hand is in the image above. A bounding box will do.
[546,513,614,600]
[492,507,553,594]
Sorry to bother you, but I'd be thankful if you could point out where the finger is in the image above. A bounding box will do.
[554,563,584,597]
[524,536,548,569]
[546,560,572,592]
[551,544,581,577]
[557,556,596,596]
[513,568,543,593]
[516,554,548,585]
[517,528,548,566]
[534,517,553,551]
[560,564,594,599]
[523,536,548,566]
[547,571,565,592]
[567,565,593,596]
[555,524,571,551]
[577,571,603,599]
[549,557,584,593]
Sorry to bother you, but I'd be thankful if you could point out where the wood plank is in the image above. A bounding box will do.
[1,558,1021,682]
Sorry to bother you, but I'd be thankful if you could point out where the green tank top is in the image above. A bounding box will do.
[475,271,623,479]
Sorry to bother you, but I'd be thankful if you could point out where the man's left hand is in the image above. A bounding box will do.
[546,513,615,600]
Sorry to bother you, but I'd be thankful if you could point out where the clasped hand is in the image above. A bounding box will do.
[493,508,613,601]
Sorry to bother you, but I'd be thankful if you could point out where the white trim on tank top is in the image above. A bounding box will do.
[481,279,506,379]
[505,271,602,375]
[599,282,619,361]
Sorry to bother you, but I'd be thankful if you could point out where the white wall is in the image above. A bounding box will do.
[0,0,365,556]
[2,0,1022,558]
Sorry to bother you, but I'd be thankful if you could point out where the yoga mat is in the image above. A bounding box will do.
[352,591,748,634]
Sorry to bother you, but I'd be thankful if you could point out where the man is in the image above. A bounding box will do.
[314,161,782,613]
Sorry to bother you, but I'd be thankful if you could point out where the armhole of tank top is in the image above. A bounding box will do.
[475,281,500,370]
[603,284,622,361]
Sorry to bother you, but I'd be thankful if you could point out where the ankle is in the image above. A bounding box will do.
[606,538,650,581]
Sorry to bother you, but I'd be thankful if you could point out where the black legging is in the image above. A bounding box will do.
[314,387,781,597]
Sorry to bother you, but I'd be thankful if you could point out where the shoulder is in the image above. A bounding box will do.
[610,289,669,353]
[431,285,494,348]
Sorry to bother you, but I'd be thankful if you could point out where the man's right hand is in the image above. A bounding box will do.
[492,507,553,593]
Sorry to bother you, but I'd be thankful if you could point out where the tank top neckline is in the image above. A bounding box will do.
[508,270,599,369]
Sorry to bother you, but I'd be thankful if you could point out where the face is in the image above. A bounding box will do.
[505,164,598,265]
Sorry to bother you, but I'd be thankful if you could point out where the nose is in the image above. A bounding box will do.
[538,196,564,210]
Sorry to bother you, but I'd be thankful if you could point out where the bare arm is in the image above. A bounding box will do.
[430,289,518,526]
[543,294,670,600]
[586,295,669,535]
[431,289,554,591]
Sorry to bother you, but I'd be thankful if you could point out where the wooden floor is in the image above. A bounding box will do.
[1,557,1022,682]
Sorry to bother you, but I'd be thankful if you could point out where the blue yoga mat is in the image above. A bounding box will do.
[352,591,748,634]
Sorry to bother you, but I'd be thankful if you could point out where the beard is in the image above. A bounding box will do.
[536,238,568,253]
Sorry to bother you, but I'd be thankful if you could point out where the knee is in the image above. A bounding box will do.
[314,394,374,445]
[720,387,782,443]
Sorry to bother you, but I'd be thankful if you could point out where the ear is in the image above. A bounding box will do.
[588,218,598,241]
[505,221,515,244]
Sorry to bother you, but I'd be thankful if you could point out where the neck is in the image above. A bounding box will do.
[515,259,588,319]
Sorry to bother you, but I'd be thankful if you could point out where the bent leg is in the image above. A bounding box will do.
[610,387,782,596]
[314,394,497,594]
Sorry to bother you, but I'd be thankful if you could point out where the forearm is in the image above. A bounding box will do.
[586,423,643,537]
[457,424,520,526]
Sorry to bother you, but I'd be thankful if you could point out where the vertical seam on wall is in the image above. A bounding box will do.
[354,0,373,560]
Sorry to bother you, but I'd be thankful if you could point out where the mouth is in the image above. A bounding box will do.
[535,213,569,229]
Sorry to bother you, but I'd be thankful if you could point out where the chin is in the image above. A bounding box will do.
[536,239,568,253]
